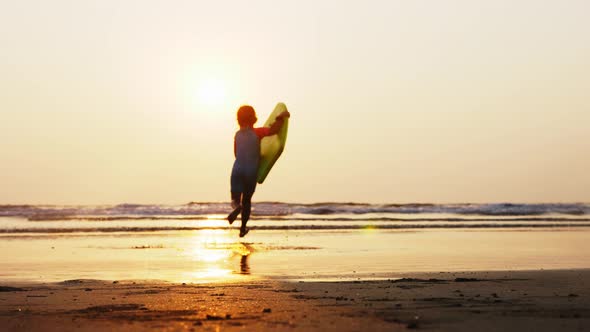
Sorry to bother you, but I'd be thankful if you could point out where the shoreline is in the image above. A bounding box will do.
[1,269,588,331]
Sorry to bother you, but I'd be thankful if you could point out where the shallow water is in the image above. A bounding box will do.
[0,225,589,283]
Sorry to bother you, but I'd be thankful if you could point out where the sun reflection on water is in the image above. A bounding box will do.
[185,267,234,280]
[178,229,256,283]
[197,218,230,228]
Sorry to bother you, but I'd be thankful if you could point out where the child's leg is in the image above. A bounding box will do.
[239,191,252,237]
[241,176,257,225]
[231,192,241,209]
[227,192,242,225]
[239,175,256,237]
[241,191,253,225]
[229,167,243,224]
[230,169,242,209]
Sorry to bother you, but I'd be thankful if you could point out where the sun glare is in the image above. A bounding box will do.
[197,78,226,107]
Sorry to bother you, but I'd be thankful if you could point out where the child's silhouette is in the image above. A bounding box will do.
[228,105,290,237]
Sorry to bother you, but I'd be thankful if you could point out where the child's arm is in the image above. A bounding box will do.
[268,111,290,135]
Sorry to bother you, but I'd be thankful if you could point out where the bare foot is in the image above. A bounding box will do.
[239,228,249,238]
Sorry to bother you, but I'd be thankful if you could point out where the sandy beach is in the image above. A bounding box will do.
[2,207,590,331]
[1,269,588,331]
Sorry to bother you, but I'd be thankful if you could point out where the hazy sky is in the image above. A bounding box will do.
[1,0,589,204]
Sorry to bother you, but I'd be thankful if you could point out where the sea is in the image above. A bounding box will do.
[1,202,589,283]
[1,202,590,233]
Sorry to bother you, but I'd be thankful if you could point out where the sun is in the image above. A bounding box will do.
[197,78,227,107]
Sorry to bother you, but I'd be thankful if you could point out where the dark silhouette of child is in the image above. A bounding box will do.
[228,105,289,237]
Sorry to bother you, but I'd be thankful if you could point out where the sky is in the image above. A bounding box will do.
[1,0,589,204]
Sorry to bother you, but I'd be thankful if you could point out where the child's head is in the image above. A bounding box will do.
[237,105,257,127]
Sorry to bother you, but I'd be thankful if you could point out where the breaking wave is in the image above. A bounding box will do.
[0,202,588,219]
[1,223,590,234]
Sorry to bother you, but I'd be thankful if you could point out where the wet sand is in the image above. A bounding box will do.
[2,228,590,283]
[1,269,588,331]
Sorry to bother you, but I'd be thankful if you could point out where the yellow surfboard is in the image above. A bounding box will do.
[257,103,289,184]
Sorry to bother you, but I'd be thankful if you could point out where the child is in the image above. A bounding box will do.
[228,105,290,237]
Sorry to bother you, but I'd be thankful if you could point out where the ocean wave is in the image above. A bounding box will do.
[1,223,589,234]
[22,216,590,222]
[0,202,588,218]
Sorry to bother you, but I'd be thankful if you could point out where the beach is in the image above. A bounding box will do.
[1,203,590,331]
[1,270,589,331]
